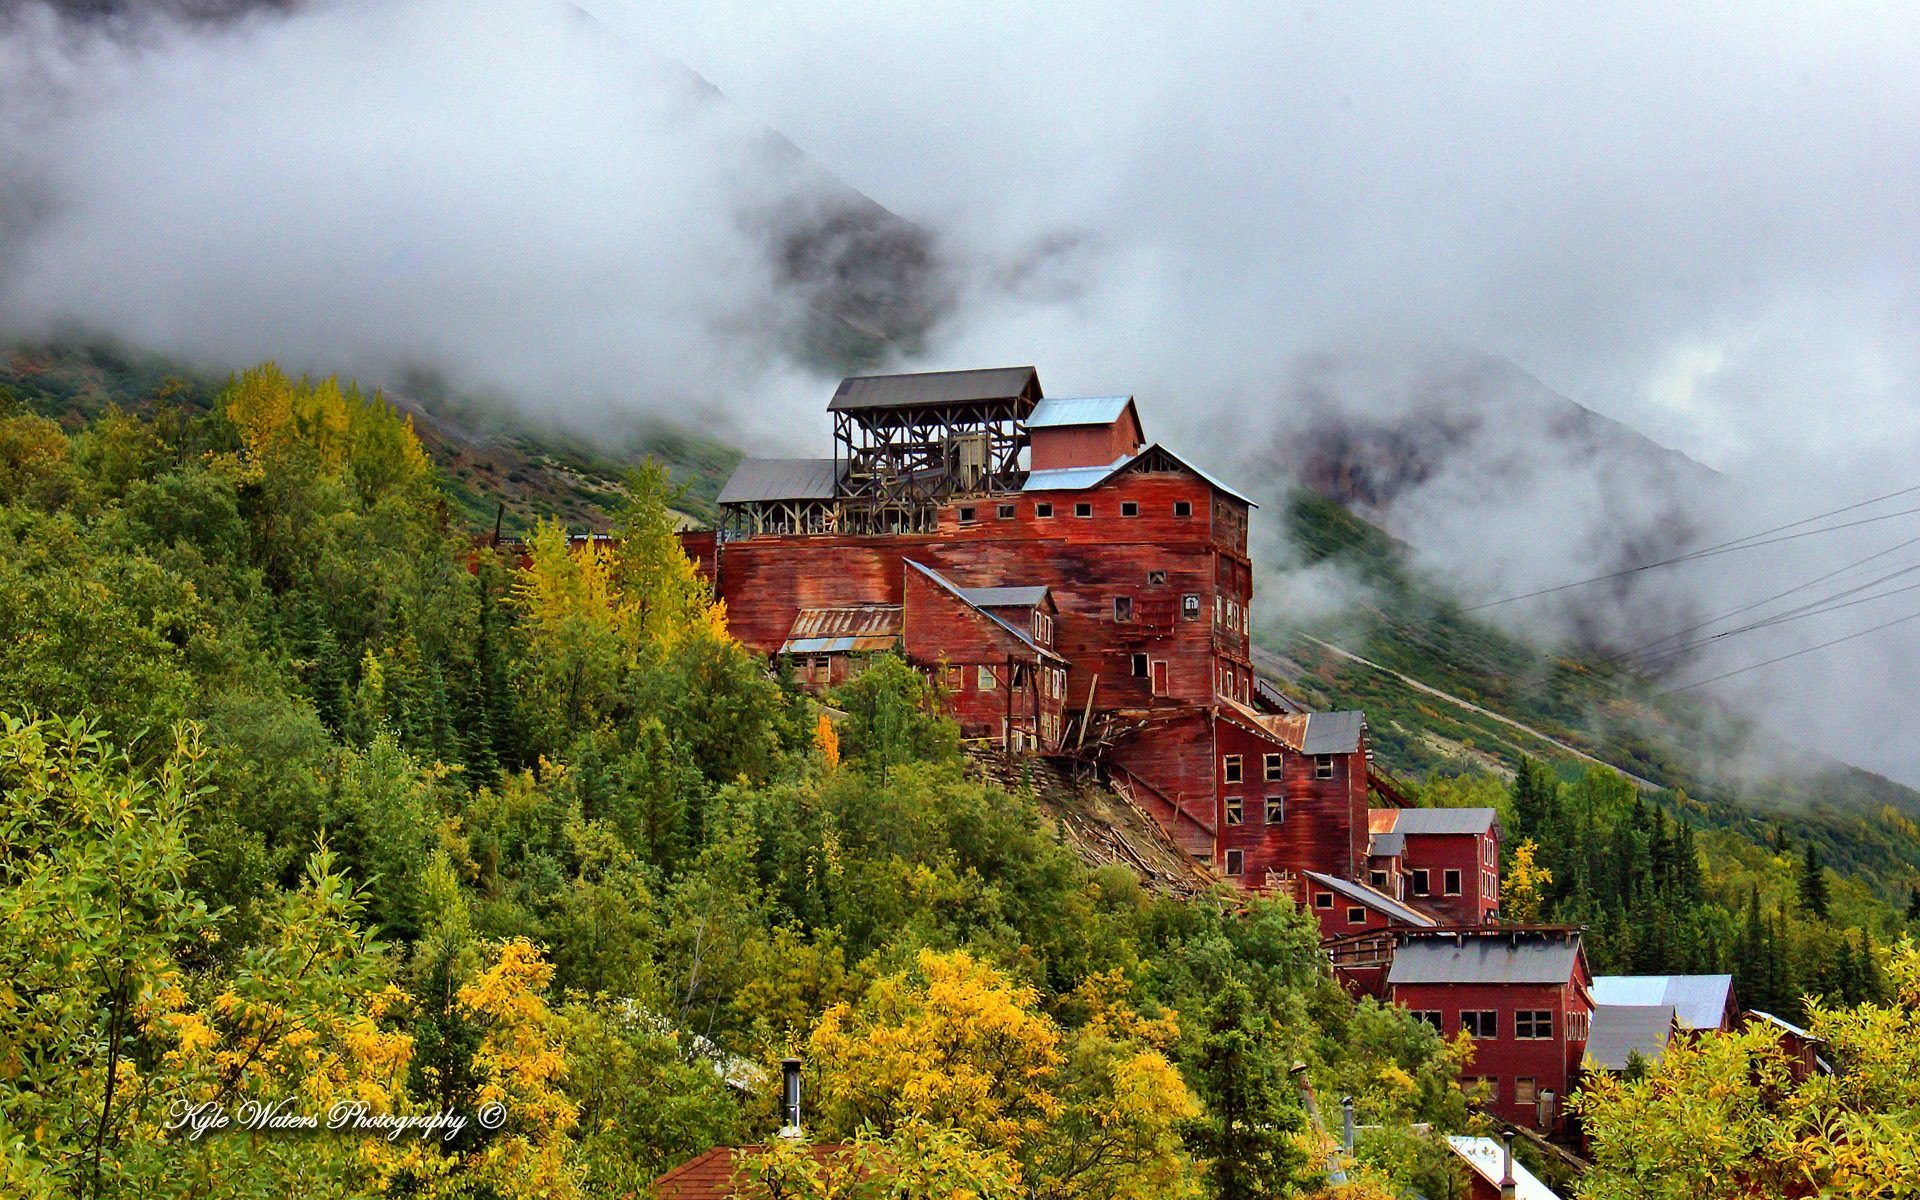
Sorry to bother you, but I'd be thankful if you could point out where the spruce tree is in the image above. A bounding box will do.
[1800,843,1831,922]
[1907,886,1920,925]
[1179,980,1304,1200]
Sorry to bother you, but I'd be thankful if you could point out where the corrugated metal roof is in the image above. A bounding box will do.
[717,458,841,504]
[828,366,1038,412]
[1301,710,1365,755]
[1585,1004,1676,1070]
[1028,396,1134,428]
[1591,975,1734,1031]
[1748,1009,1820,1042]
[1445,1138,1561,1200]
[1021,455,1134,492]
[1369,832,1406,858]
[779,606,901,655]
[958,585,1050,609]
[1387,933,1582,986]
[1304,871,1436,927]
[1378,807,1501,837]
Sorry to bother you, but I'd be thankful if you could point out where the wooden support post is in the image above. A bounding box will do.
[1076,675,1099,750]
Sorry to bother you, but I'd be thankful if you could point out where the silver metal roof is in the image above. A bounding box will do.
[1021,455,1134,492]
[1585,1004,1676,1070]
[1027,396,1134,429]
[958,585,1050,609]
[828,366,1038,412]
[1301,710,1365,755]
[1387,933,1582,986]
[779,606,901,656]
[1304,871,1436,927]
[1747,1009,1820,1042]
[1445,1138,1561,1200]
[717,458,841,504]
[1368,832,1407,858]
[1382,807,1501,837]
[1591,975,1734,1030]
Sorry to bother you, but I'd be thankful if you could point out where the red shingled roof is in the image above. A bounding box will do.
[652,1143,857,1200]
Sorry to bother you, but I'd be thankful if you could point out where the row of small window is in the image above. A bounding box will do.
[1460,1077,1550,1105]
[1224,753,1335,783]
[1394,868,1464,898]
[1311,893,1375,926]
[959,500,1195,523]
[1223,796,1284,826]
[1412,1009,1557,1040]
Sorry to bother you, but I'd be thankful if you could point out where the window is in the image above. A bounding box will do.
[1369,870,1389,890]
[1443,869,1463,896]
[1516,1011,1554,1040]
[1265,796,1284,824]
[1223,755,1242,784]
[1174,500,1193,517]
[1147,569,1167,586]
[1464,1077,1499,1104]
[1484,838,1495,866]
[1314,754,1335,779]
[1461,1011,1499,1040]
[1224,796,1244,826]
[1411,869,1430,897]
[1036,502,1054,518]
[1113,596,1133,621]
[1074,501,1092,518]
[1121,501,1139,517]
[1131,653,1148,677]
[1412,1011,1443,1033]
[977,665,997,690]
[1568,1010,1590,1041]
[1514,1078,1538,1105]
[997,503,1015,519]
[811,657,831,684]
[958,506,976,523]
[1264,753,1283,781]
[1182,594,1201,619]
[1313,892,1333,909]
[1224,849,1244,876]
[1347,906,1367,925]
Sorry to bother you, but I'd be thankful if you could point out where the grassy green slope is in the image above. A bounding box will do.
[1262,488,1920,905]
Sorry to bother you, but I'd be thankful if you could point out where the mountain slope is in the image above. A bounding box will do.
[1260,487,1920,905]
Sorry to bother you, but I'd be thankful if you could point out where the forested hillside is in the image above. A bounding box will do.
[0,363,1479,1198]
[1263,488,1920,1016]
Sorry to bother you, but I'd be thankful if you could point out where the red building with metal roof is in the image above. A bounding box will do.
[1386,927,1593,1132]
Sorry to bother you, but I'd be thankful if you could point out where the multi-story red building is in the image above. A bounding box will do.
[1369,806,1502,925]
[1386,927,1594,1132]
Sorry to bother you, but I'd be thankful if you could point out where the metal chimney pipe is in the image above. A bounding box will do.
[1341,1096,1355,1152]
[780,1057,803,1139]
[1500,1129,1516,1200]
[1289,1062,1347,1185]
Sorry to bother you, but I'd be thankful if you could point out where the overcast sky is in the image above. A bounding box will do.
[4,0,1920,783]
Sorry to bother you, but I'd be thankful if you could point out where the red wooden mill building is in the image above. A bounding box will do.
[684,365,1481,913]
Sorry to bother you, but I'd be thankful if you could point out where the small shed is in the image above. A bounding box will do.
[1443,1136,1560,1200]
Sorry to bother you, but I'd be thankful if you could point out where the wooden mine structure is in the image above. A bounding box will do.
[677,364,1696,1144]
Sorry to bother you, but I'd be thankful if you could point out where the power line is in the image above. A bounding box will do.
[1632,570,1920,672]
[1605,531,1920,665]
[1656,605,1920,695]
[1460,500,1920,613]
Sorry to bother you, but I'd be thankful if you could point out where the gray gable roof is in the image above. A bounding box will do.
[1301,710,1365,755]
[957,585,1050,609]
[1387,933,1582,987]
[1585,1004,1677,1070]
[717,458,841,504]
[1386,807,1501,837]
[1304,871,1436,927]
[1591,975,1734,1030]
[829,366,1039,412]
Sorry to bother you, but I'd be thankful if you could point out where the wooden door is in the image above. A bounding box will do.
[1151,660,1168,695]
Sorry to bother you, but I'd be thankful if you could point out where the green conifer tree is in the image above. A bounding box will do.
[1800,842,1831,922]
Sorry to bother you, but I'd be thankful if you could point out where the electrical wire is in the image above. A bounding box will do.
[1656,605,1920,695]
